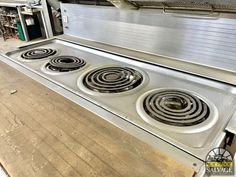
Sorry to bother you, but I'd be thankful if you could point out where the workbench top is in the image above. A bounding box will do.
[0,60,195,177]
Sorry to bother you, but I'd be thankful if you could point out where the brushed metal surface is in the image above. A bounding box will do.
[58,34,236,86]
[61,3,236,73]
[5,38,236,161]
[0,52,204,173]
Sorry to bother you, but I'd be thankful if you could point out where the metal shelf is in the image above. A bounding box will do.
[0,14,18,18]
[3,24,17,29]
[0,8,19,40]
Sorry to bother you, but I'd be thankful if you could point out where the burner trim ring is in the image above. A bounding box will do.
[136,88,218,133]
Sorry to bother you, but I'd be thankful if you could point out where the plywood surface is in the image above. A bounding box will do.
[0,60,195,177]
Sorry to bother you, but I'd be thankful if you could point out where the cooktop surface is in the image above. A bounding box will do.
[6,38,236,160]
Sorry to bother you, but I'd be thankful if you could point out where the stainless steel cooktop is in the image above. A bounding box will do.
[6,38,236,161]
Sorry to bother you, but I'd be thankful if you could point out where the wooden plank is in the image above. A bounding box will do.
[0,60,195,177]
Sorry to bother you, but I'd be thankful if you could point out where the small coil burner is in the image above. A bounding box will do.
[137,89,218,133]
[45,55,86,72]
[82,67,143,93]
[21,48,57,60]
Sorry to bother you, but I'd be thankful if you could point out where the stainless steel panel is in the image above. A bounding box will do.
[61,3,236,74]
[59,34,236,86]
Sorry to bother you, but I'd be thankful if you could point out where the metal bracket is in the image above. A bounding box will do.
[162,4,220,20]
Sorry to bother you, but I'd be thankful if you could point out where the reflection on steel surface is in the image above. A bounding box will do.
[61,4,236,72]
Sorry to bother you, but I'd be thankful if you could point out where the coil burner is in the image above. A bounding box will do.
[137,89,218,133]
[21,48,57,60]
[82,67,143,93]
[45,56,86,72]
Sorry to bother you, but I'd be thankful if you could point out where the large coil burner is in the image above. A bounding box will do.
[137,89,218,133]
[45,55,86,72]
[142,90,210,126]
[21,48,57,60]
[82,67,143,93]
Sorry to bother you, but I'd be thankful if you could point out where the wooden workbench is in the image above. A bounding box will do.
[0,60,195,177]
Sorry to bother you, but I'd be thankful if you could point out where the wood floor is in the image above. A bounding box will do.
[0,60,194,177]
